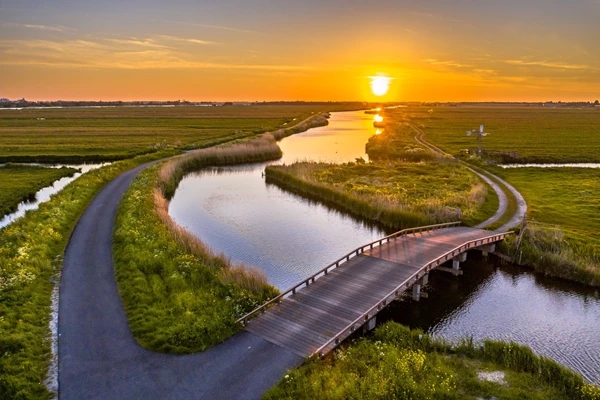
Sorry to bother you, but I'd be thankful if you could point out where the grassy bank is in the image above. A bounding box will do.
[265,322,600,400]
[112,114,330,353]
[0,150,178,399]
[265,159,495,230]
[493,167,600,286]
[113,164,277,353]
[0,164,78,218]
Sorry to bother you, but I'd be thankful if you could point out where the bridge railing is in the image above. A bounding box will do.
[236,221,462,326]
[311,230,514,358]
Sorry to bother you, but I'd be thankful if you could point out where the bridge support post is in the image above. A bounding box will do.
[452,253,467,270]
[412,283,421,301]
[367,317,376,331]
[480,244,495,258]
[420,273,429,286]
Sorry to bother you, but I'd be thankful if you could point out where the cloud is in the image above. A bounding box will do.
[422,58,472,68]
[104,38,171,49]
[1,22,74,33]
[151,35,216,45]
[504,60,598,71]
[0,38,315,71]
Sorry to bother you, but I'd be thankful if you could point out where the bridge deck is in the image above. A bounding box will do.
[245,226,507,358]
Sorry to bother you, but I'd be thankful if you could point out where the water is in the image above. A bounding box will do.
[169,111,385,289]
[169,110,600,383]
[379,257,600,384]
[0,163,109,229]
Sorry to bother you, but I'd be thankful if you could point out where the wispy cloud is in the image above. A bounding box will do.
[422,58,472,68]
[151,34,216,45]
[104,38,171,49]
[1,22,74,33]
[504,60,598,71]
[0,38,315,71]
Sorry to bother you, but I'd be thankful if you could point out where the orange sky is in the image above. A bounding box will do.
[1,1,599,102]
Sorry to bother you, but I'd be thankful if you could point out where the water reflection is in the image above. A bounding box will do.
[379,255,600,384]
[169,110,600,382]
[169,163,385,289]
[278,111,378,163]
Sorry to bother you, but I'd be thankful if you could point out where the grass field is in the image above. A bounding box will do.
[265,322,600,400]
[0,104,361,162]
[399,106,600,163]
[0,164,78,218]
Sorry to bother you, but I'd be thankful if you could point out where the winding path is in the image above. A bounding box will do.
[57,114,336,399]
[411,125,526,231]
[58,167,302,399]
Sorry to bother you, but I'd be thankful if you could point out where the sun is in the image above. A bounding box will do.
[369,76,392,96]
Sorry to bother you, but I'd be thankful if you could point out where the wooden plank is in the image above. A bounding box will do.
[271,299,352,333]
[293,291,364,320]
[248,312,326,349]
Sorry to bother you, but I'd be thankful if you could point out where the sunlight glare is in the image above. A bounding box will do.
[374,114,383,123]
[369,76,392,96]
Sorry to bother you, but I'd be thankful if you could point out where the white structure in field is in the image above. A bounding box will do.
[467,125,489,154]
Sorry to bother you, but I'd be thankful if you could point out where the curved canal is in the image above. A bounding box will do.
[169,110,600,384]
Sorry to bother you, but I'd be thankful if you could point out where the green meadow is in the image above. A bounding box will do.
[0,164,78,218]
[403,106,600,163]
[0,104,361,162]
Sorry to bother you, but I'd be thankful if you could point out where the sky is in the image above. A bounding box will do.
[0,0,599,102]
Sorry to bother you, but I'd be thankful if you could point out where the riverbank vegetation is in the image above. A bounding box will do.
[0,105,347,163]
[0,150,178,399]
[372,106,600,286]
[266,159,495,230]
[494,167,600,287]
[0,164,78,218]
[111,114,331,353]
[265,322,600,400]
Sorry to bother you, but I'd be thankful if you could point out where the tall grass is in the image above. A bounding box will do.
[265,322,600,400]
[501,223,600,287]
[265,160,491,230]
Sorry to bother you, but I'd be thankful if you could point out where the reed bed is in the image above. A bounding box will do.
[501,223,600,287]
[265,160,491,230]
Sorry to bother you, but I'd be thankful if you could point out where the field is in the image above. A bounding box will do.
[0,104,362,162]
[400,106,600,163]
[265,322,599,400]
[0,164,78,218]
[492,167,600,249]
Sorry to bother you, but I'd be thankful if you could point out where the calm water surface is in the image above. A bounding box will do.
[0,162,109,229]
[169,110,600,383]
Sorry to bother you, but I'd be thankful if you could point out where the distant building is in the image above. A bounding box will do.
[0,98,10,103]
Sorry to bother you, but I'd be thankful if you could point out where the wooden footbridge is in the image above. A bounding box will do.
[238,222,512,358]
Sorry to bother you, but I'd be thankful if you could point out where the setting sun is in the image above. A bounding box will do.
[369,76,392,97]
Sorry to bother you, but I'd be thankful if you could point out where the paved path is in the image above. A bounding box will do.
[58,161,302,399]
[412,125,527,231]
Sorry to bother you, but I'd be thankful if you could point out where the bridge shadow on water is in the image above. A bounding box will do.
[376,251,600,383]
